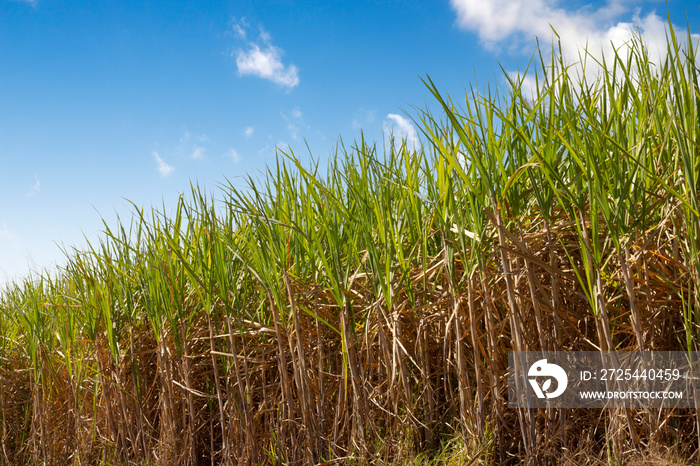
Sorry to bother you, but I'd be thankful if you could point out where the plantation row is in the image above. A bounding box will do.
[1,28,699,465]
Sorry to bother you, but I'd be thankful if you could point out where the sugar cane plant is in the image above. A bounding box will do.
[0,23,699,465]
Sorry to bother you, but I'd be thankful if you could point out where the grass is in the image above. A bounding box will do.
[1,22,700,465]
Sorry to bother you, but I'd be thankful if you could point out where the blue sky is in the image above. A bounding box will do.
[1,0,698,287]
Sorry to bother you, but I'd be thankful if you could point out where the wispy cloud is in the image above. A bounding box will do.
[236,44,300,88]
[26,176,40,197]
[190,146,205,160]
[153,151,174,177]
[352,108,376,129]
[0,223,17,241]
[276,142,292,153]
[282,106,305,139]
[233,22,299,89]
[383,114,420,151]
[231,17,249,40]
[245,126,255,137]
[227,148,241,163]
[449,0,697,76]
[178,129,208,160]
[258,28,272,44]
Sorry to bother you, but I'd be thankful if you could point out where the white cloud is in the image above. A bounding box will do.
[383,114,420,151]
[245,126,255,137]
[153,151,174,177]
[231,17,248,39]
[232,22,299,89]
[227,148,241,163]
[191,146,205,160]
[259,27,272,44]
[257,144,272,156]
[178,129,208,160]
[451,0,630,50]
[236,43,299,89]
[26,176,40,197]
[449,0,698,83]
